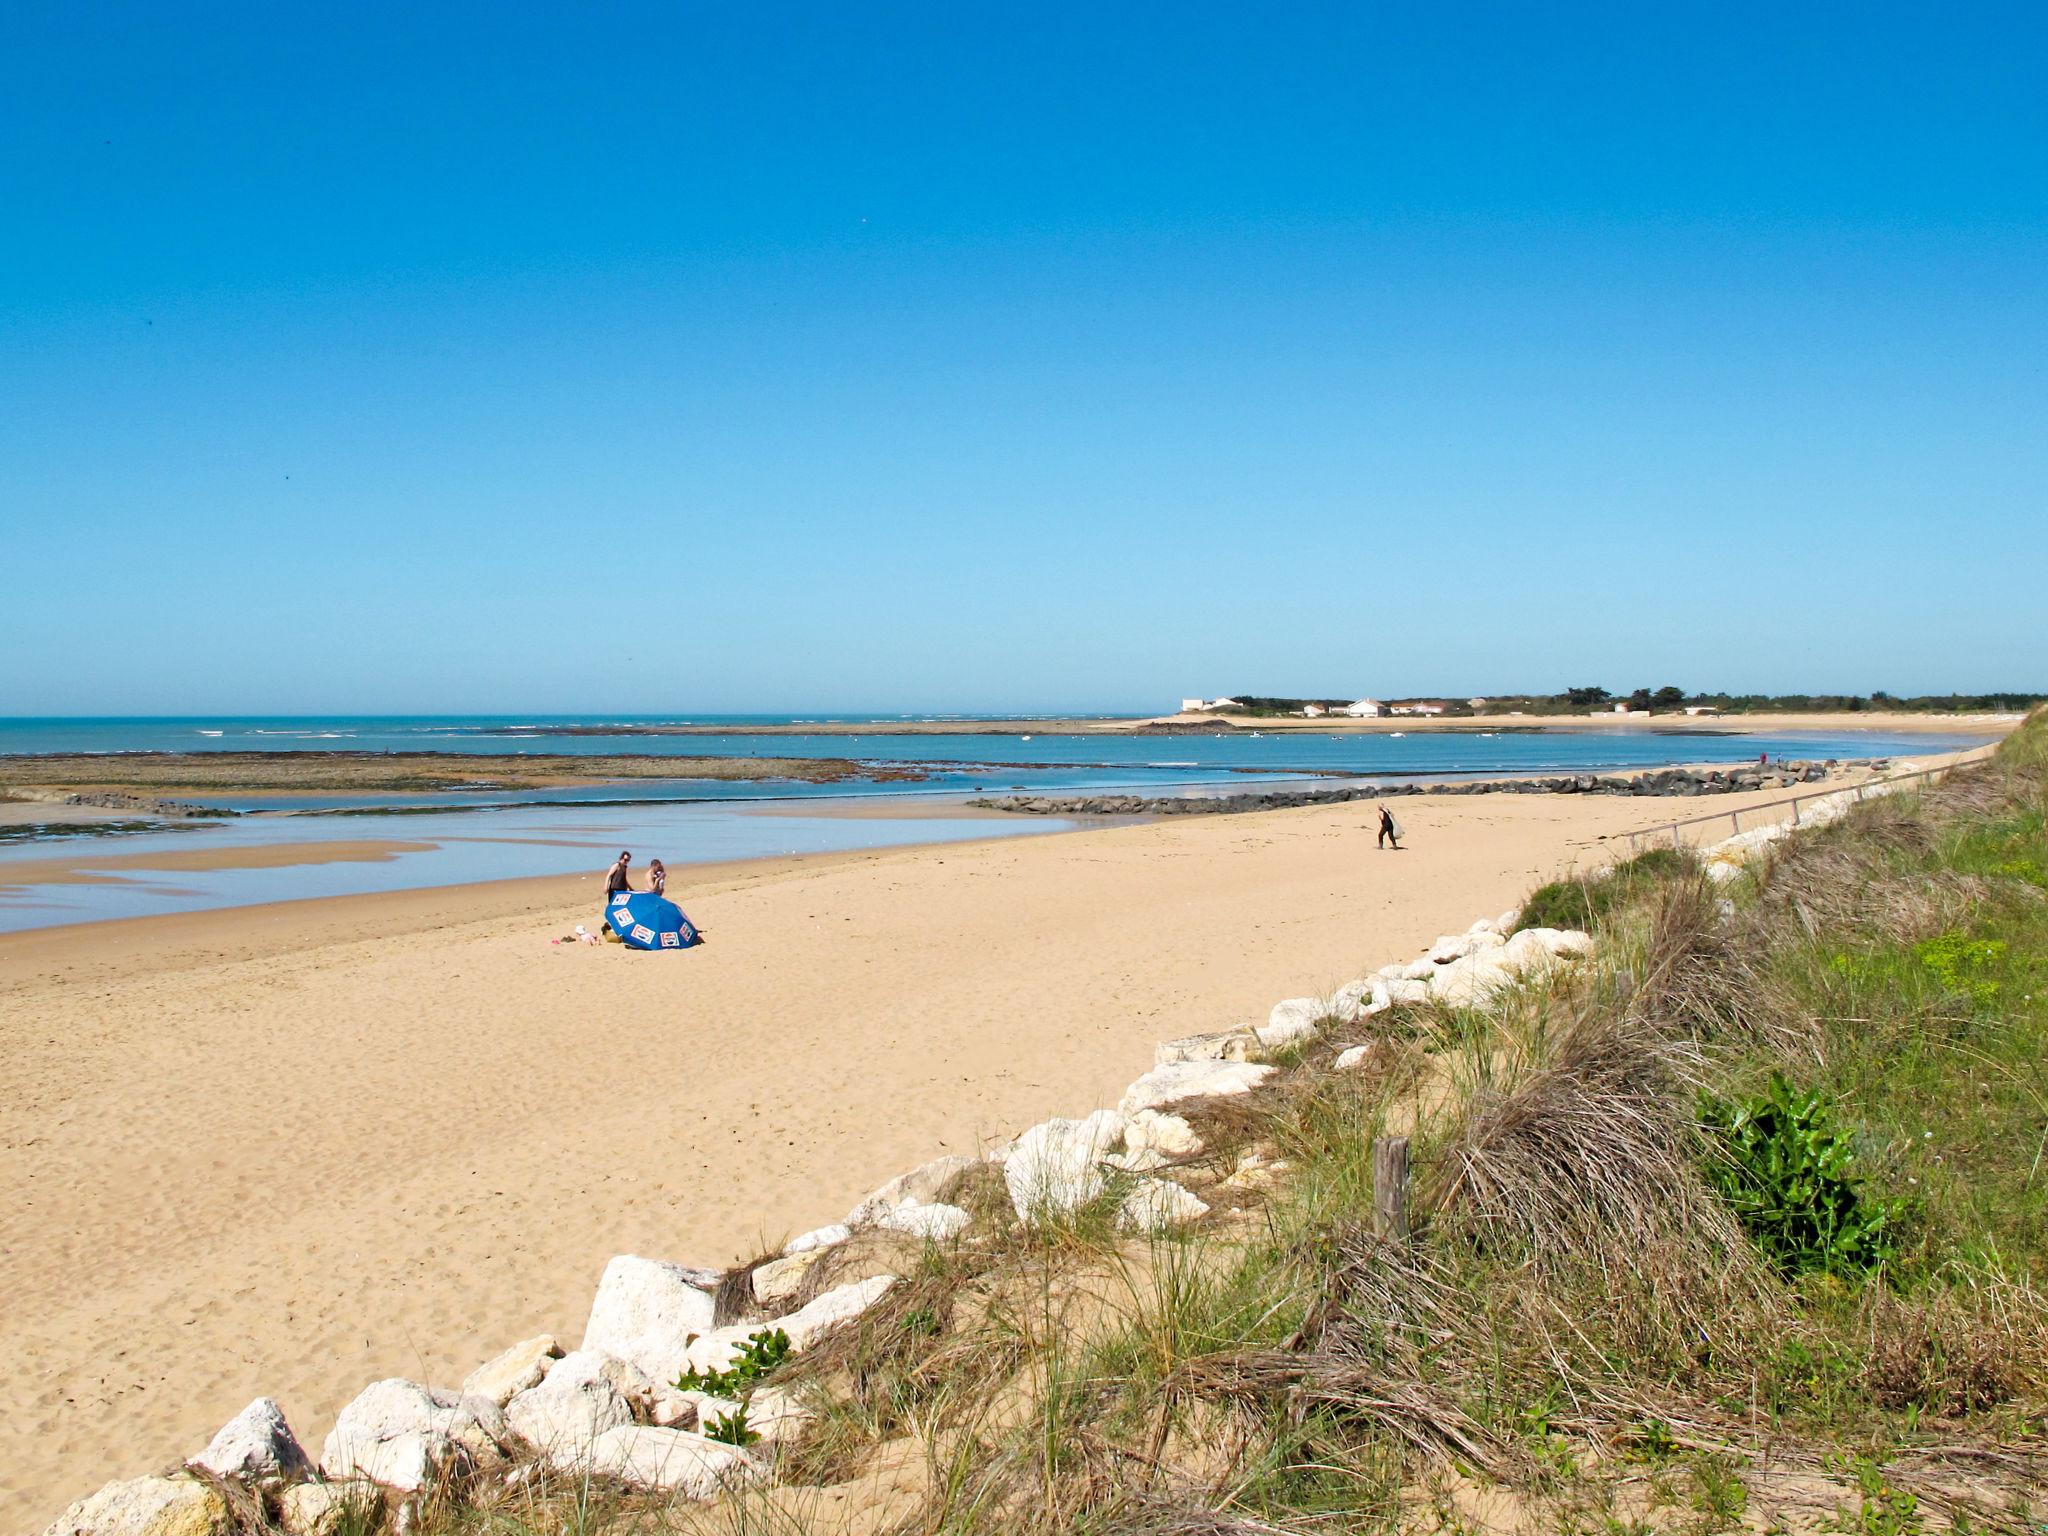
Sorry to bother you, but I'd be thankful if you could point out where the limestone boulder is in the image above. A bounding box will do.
[874,1200,971,1241]
[461,1335,562,1406]
[780,1275,899,1350]
[681,1277,900,1374]
[1333,1044,1373,1071]
[1429,951,1518,1010]
[1154,1028,1259,1065]
[1257,998,1323,1049]
[41,1477,229,1536]
[1116,1179,1210,1233]
[318,1379,507,1492]
[505,1350,644,1457]
[1383,977,1431,1006]
[750,1248,828,1311]
[1118,1061,1274,1115]
[580,1255,719,1384]
[1125,1109,1202,1159]
[845,1155,977,1228]
[190,1396,309,1482]
[574,1426,765,1497]
[783,1223,850,1256]
[1003,1110,1128,1219]
[279,1482,379,1536]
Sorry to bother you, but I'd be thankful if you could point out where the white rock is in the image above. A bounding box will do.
[1400,956,1441,980]
[737,1385,813,1446]
[1550,928,1594,957]
[1002,1109,1128,1219]
[460,1335,562,1406]
[875,1200,971,1241]
[1427,932,1478,963]
[1117,1179,1211,1232]
[1118,1060,1275,1115]
[1497,907,1521,932]
[676,1385,811,1447]
[191,1396,309,1482]
[676,1322,763,1378]
[41,1477,228,1536]
[1329,979,1373,1019]
[580,1254,719,1384]
[1375,962,1410,980]
[1384,977,1431,1005]
[845,1154,978,1228]
[1125,1108,1203,1158]
[1429,951,1519,1010]
[505,1350,643,1456]
[1467,917,1498,935]
[681,1276,900,1375]
[1106,1146,1172,1172]
[751,1248,829,1310]
[1258,997,1324,1048]
[575,1425,765,1497]
[279,1482,378,1536]
[783,1223,851,1256]
[1154,1028,1259,1065]
[319,1379,506,1492]
[1333,1044,1373,1071]
[780,1275,899,1350]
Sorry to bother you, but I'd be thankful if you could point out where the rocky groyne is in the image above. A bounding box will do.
[968,760,1858,818]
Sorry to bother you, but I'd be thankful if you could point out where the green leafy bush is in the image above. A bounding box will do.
[1514,879,1596,933]
[1913,931,2005,1004]
[701,1404,759,1445]
[673,1326,791,1396]
[1513,849,1694,935]
[1699,1074,1901,1278]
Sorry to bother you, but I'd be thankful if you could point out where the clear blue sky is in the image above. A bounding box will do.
[3,2,2043,715]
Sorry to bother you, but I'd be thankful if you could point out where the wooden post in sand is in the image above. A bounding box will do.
[1373,1135,1410,1243]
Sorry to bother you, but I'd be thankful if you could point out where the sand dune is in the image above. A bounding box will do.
[0,782,1854,1528]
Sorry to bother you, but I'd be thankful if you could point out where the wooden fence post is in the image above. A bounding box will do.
[1373,1135,1411,1243]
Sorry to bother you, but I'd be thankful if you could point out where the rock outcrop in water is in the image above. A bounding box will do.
[968,761,1853,817]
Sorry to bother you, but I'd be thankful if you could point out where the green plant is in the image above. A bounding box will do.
[701,1404,759,1445]
[1821,1456,1922,1536]
[1913,931,2006,1004]
[674,1326,791,1396]
[1517,878,1599,933]
[1699,1074,1900,1277]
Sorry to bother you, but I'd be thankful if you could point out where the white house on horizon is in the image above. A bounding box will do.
[1342,698,1385,717]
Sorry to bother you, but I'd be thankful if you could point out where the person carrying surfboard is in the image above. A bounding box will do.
[1377,805,1402,850]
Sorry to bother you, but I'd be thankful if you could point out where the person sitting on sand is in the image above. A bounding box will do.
[1377,805,1402,850]
[648,859,667,898]
[605,851,634,898]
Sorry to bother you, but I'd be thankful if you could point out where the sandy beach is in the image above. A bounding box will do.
[0,772,1957,1527]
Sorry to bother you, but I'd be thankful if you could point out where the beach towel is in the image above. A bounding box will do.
[602,889,703,951]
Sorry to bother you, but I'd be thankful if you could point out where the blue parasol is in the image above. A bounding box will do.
[604,889,702,951]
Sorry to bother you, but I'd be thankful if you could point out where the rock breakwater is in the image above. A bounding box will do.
[968,761,1858,818]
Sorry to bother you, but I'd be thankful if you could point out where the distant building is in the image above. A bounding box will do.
[1179,698,1208,713]
[1392,701,1447,717]
[1302,703,1327,717]
[1683,704,1721,716]
[1209,697,1243,711]
[1467,697,1489,710]
[1342,698,1386,718]
[1613,702,1634,714]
